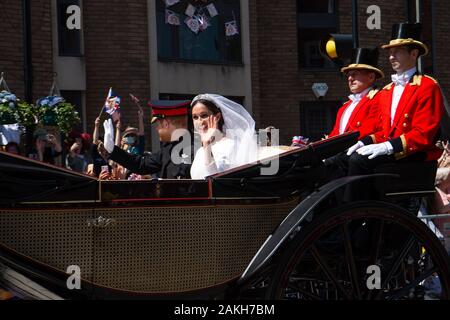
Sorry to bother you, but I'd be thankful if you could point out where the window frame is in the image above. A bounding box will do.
[299,100,341,140]
[56,0,83,57]
[155,0,243,65]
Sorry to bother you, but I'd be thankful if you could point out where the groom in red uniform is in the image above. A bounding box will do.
[346,22,444,187]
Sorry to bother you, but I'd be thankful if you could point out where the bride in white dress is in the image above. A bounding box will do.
[190,94,258,179]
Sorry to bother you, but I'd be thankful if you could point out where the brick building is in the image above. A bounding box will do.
[251,0,450,143]
[0,0,449,149]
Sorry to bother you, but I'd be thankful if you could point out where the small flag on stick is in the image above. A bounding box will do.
[103,87,121,115]
[99,87,121,120]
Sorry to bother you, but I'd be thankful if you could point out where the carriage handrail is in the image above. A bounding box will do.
[0,161,96,182]
[419,213,450,219]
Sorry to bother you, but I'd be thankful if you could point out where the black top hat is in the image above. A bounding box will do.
[340,47,384,79]
[148,100,190,123]
[381,22,428,56]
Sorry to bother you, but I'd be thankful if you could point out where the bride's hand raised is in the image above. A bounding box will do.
[200,115,222,146]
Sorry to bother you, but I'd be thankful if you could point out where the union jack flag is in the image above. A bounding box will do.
[103,87,121,116]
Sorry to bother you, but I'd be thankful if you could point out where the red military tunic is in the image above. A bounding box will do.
[361,74,444,161]
[329,88,380,139]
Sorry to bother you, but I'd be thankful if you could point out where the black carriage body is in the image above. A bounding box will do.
[0,132,448,300]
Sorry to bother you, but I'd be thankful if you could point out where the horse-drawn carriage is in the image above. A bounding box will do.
[1,132,449,300]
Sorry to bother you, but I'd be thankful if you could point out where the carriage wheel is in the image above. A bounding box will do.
[266,201,450,300]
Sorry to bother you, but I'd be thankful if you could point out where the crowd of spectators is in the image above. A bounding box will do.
[0,108,148,181]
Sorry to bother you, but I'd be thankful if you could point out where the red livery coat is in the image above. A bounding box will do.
[329,88,380,139]
[362,74,444,161]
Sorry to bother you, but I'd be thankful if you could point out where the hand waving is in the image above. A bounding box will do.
[97,141,110,159]
[200,115,222,146]
[103,119,115,153]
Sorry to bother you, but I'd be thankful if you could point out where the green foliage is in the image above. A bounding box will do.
[0,90,21,124]
[0,102,18,124]
[35,96,80,134]
[1,92,80,134]
[16,102,38,126]
[51,102,80,134]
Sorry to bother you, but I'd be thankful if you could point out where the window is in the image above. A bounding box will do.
[297,0,337,69]
[57,0,82,56]
[299,101,340,140]
[156,0,242,64]
[159,93,244,106]
[61,90,83,132]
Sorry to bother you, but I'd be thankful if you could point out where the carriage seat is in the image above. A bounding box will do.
[373,160,437,197]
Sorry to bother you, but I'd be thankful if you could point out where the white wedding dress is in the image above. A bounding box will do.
[189,93,258,180]
[190,137,235,179]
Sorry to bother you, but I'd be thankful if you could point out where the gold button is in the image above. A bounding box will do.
[356,121,361,127]
[403,123,407,127]
[404,113,409,119]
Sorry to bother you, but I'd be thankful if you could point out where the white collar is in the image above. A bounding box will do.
[396,67,417,80]
[348,87,371,102]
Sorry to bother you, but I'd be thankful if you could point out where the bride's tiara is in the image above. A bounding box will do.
[191,93,215,106]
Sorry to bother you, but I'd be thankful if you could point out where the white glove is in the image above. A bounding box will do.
[357,142,394,159]
[346,141,364,156]
[103,119,115,153]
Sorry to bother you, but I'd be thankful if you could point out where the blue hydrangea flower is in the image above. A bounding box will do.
[0,91,17,104]
[37,95,65,108]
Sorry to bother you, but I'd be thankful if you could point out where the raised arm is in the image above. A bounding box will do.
[115,119,122,147]
[138,107,145,136]
[93,117,101,144]
[108,146,162,175]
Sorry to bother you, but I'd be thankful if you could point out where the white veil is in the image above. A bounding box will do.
[191,93,258,168]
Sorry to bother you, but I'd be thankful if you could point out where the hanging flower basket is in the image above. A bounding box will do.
[42,108,57,126]
[0,90,19,124]
[0,91,35,126]
[15,101,39,127]
[36,96,80,134]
